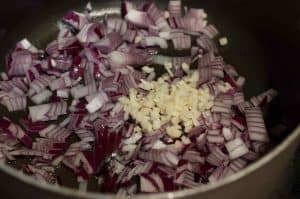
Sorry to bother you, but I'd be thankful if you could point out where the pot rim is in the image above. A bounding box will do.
[1,125,299,199]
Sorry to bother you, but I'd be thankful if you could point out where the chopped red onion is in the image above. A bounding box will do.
[108,51,151,67]
[139,149,179,168]
[0,78,28,92]
[141,36,168,49]
[168,0,182,17]
[86,91,109,113]
[57,89,70,98]
[32,138,65,154]
[75,129,95,143]
[245,107,269,142]
[39,124,71,142]
[185,8,207,19]
[16,38,39,53]
[62,11,89,30]
[229,158,247,172]
[172,34,191,50]
[9,149,53,160]
[0,72,8,81]
[93,32,123,54]
[206,146,229,166]
[250,88,278,107]
[125,10,154,28]
[31,89,53,104]
[49,76,72,91]
[29,101,67,122]
[123,29,137,43]
[6,50,33,76]
[0,118,32,148]
[0,1,278,195]
[201,25,219,39]
[1,96,27,112]
[28,75,55,96]
[225,138,249,159]
[144,2,170,31]
[183,150,205,163]
[140,173,160,193]
[121,1,136,18]
[197,35,218,53]
[77,23,103,43]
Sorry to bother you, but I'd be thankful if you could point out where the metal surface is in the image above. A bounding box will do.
[0,0,300,198]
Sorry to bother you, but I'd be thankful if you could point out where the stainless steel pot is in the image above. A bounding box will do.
[0,0,299,198]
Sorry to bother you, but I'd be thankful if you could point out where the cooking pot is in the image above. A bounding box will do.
[0,0,299,198]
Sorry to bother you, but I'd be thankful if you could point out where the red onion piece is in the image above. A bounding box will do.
[182,150,205,163]
[75,129,95,143]
[57,89,70,98]
[141,37,168,49]
[49,76,72,91]
[225,138,249,159]
[123,29,137,43]
[172,35,191,50]
[0,72,8,81]
[245,107,269,142]
[86,91,109,113]
[168,0,182,17]
[105,18,126,34]
[121,1,136,18]
[185,8,207,19]
[144,2,170,31]
[62,11,89,30]
[175,170,201,188]
[0,78,28,93]
[19,116,48,134]
[33,138,65,154]
[250,88,278,107]
[1,96,27,112]
[39,124,71,142]
[6,50,33,76]
[206,146,229,166]
[16,38,39,53]
[9,149,53,159]
[29,101,67,122]
[93,32,123,54]
[196,35,218,53]
[26,65,42,83]
[140,173,160,193]
[229,158,247,172]
[77,23,103,44]
[50,56,72,71]
[28,75,55,96]
[208,166,227,182]
[31,89,52,104]
[139,149,179,168]
[201,24,219,39]
[125,10,154,28]
[108,51,151,67]
[212,101,231,114]
[233,92,245,105]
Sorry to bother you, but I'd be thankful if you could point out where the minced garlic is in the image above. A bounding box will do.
[219,37,228,46]
[142,66,154,74]
[119,69,214,135]
[164,62,174,77]
[181,62,190,74]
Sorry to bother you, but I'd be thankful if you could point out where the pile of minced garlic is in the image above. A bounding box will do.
[119,64,215,138]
